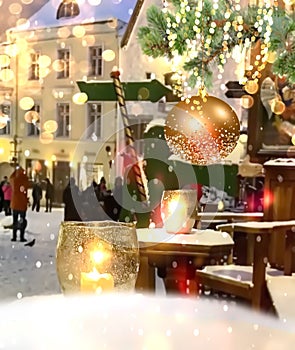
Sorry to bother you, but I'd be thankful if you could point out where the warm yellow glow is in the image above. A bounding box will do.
[72,92,88,105]
[39,68,50,78]
[240,95,254,109]
[40,132,54,145]
[266,51,276,63]
[24,110,39,124]
[72,26,86,38]
[0,55,10,68]
[0,148,4,155]
[57,27,71,39]
[52,59,64,72]
[38,55,51,68]
[0,115,8,129]
[80,268,114,294]
[291,135,295,145]
[44,120,58,133]
[51,154,57,161]
[0,68,14,82]
[81,35,96,47]
[16,18,30,29]
[244,80,259,94]
[19,97,34,110]
[271,99,286,115]
[4,43,18,57]
[9,3,22,15]
[16,38,28,52]
[102,49,116,62]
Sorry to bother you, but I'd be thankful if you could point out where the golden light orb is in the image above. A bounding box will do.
[240,95,254,109]
[0,55,10,68]
[102,49,116,62]
[24,110,39,124]
[19,97,34,110]
[271,99,286,115]
[244,80,259,94]
[72,92,88,105]
[40,132,54,145]
[164,95,240,165]
[44,120,58,133]
[0,68,14,82]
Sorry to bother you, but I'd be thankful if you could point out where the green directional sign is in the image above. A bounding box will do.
[77,79,180,103]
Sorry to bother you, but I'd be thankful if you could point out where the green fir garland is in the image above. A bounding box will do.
[138,1,295,87]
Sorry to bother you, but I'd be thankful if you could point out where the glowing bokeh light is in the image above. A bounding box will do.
[244,80,259,94]
[19,97,34,111]
[0,55,10,68]
[240,95,254,109]
[44,120,58,133]
[52,59,64,72]
[73,26,86,38]
[102,49,116,62]
[9,3,22,15]
[0,68,14,82]
[72,92,88,105]
[24,110,39,124]
[40,132,54,145]
[38,55,51,68]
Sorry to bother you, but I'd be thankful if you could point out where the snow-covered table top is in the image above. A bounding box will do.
[0,294,294,349]
[137,228,234,247]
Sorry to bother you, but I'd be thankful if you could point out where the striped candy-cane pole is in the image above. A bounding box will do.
[110,70,147,203]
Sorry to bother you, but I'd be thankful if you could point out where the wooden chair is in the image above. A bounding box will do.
[196,221,295,311]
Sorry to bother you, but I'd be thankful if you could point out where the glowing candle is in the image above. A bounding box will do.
[81,267,114,294]
[161,190,197,234]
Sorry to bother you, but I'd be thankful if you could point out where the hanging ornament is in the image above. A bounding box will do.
[164,96,240,165]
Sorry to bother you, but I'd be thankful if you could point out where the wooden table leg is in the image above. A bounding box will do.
[252,233,269,309]
[135,255,155,293]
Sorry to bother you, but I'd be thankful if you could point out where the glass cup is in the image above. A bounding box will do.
[56,221,139,295]
[161,189,198,234]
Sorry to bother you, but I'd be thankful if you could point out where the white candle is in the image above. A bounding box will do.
[81,268,114,294]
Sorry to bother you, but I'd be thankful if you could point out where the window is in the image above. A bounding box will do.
[57,49,70,79]
[56,103,70,137]
[0,103,11,136]
[88,46,103,77]
[129,114,153,155]
[29,51,40,80]
[27,104,40,137]
[87,103,102,139]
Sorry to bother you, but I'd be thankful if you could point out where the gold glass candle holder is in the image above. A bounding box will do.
[161,189,198,234]
[56,221,139,295]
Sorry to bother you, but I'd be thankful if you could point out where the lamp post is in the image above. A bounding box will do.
[0,39,22,168]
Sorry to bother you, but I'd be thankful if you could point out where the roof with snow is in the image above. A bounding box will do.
[25,0,138,30]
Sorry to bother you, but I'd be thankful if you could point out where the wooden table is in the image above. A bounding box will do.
[135,228,234,293]
[205,220,295,309]
[195,211,263,229]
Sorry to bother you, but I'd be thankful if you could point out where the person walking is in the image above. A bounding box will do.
[0,176,8,212]
[32,180,43,212]
[62,177,82,221]
[9,167,30,242]
[2,179,12,216]
[44,178,54,212]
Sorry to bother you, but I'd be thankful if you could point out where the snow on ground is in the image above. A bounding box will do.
[0,208,64,301]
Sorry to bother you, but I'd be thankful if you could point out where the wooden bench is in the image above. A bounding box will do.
[196,220,295,311]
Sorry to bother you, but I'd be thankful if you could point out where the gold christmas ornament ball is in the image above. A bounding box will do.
[164,95,240,165]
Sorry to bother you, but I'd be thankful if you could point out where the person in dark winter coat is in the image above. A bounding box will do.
[32,180,43,212]
[62,177,82,221]
[10,167,30,242]
[44,178,54,212]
